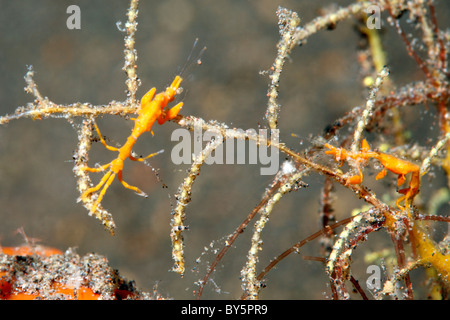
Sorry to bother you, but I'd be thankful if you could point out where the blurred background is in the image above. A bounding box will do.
[0,0,448,299]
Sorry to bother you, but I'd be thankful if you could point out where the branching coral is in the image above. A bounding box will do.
[1,0,449,300]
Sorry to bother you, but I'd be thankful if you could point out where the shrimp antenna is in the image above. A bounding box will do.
[177,38,207,78]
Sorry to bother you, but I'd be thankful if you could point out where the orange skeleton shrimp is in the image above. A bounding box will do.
[80,76,184,213]
[324,139,420,212]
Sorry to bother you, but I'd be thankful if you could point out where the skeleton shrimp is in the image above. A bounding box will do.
[324,139,420,213]
[80,76,184,213]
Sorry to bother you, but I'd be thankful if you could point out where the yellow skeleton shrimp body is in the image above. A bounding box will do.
[80,76,183,213]
[324,139,420,212]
